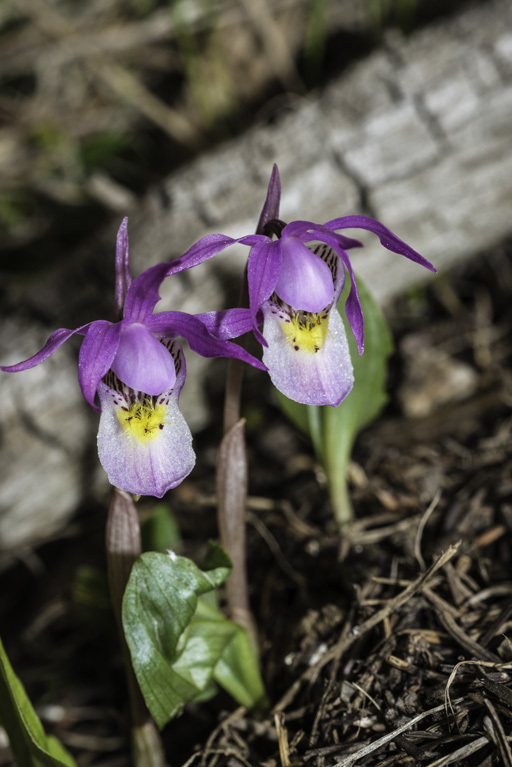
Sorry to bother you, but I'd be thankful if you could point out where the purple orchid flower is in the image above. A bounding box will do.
[174,165,436,407]
[1,219,265,497]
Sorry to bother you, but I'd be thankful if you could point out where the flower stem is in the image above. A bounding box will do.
[106,489,166,767]
[323,417,355,531]
[216,419,258,650]
[218,272,259,651]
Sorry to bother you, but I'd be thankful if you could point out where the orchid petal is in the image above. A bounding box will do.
[283,220,363,251]
[256,164,281,235]
[325,215,436,272]
[166,233,237,277]
[145,312,267,371]
[165,232,269,278]
[115,217,132,315]
[275,236,334,312]
[111,323,176,395]
[78,321,122,410]
[122,262,169,323]
[97,344,194,497]
[1,323,94,373]
[261,303,353,406]
[247,240,282,344]
[194,308,255,340]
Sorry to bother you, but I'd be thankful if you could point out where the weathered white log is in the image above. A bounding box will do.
[1,0,512,564]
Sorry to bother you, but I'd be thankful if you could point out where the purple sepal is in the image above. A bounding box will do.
[111,322,176,395]
[256,164,281,235]
[247,240,283,345]
[165,232,267,280]
[284,220,363,251]
[122,262,169,323]
[325,215,437,272]
[115,218,132,316]
[1,323,94,373]
[145,312,267,371]
[274,236,334,312]
[194,309,255,340]
[166,234,237,277]
[78,321,122,410]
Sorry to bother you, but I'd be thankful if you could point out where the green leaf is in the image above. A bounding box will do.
[71,566,112,628]
[276,275,393,529]
[0,635,76,767]
[122,543,266,729]
[140,503,181,553]
[212,624,268,711]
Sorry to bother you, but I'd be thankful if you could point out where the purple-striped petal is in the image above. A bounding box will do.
[261,302,353,406]
[78,320,122,410]
[145,312,267,371]
[111,322,176,395]
[256,164,281,235]
[324,215,436,272]
[97,343,194,496]
[115,217,132,316]
[1,323,94,373]
[274,236,334,312]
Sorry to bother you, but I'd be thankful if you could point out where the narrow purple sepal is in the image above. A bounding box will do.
[284,220,363,251]
[256,164,281,235]
[165,232,267,280]
[194,308,255,340]
[111,322,176,395]
[325,215,437,272]
[166,234,238,277]
[78,320,122,410]
[247,240,283,345]
[145,312,267,371]
[122,262,169,323]
[1,323,94,373]
[114,217,132,316]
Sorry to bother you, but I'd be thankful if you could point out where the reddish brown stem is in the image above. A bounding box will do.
[106,489,166,766]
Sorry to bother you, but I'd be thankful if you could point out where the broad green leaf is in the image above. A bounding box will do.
[122,543,266,729]
[276,276,393,529]
[0,635,76,767]
[212,627,268,710]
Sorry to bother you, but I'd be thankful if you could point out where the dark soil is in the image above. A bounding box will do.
[1,240,512,767]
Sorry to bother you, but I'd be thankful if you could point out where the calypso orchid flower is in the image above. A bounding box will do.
[1,219,265,497]
[175,165,436,407]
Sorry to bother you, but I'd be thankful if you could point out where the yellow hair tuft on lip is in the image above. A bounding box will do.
[281,311,329,354]
[117,400,168,444]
